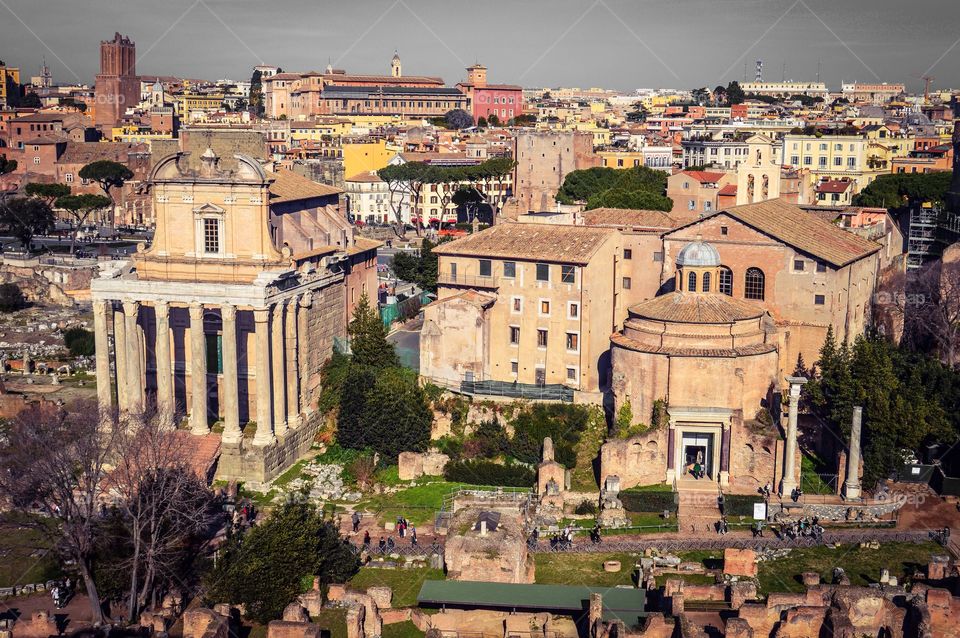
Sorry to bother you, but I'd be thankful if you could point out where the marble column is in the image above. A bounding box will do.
[665,425,676,483]
[297,293,312,415]
[123,300,144,413]
[221,304,242,444]
[114,305,128,410]
[253,308,275,446]
[154,301,174,422]
[843,406,863,500]
[719,422,731,488]
[189,302,209,435]
[780,376,807,497]
[93,300,112,409]
[285,297,301,429]
[271,302,287,436]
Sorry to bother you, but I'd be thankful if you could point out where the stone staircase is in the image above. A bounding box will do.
[677,482,724,535]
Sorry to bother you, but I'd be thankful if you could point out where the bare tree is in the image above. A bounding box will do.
[890,258,960,366]
[109,411,217,620]
[0,400,118,624]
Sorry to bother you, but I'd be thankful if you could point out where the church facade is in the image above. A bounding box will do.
[91,149,378,483]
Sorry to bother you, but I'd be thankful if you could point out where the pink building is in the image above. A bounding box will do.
[456,65,523,123]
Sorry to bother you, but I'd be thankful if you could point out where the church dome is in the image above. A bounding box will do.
[676,238,720,267]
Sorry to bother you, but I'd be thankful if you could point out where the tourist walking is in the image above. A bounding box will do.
[363,530,371,547]
[717,492,725,516]
[352,511,361,533]
[410,526,418,546]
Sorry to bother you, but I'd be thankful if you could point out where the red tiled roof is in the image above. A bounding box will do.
[718,185,738,196]
[815,179,853,194]
[683,170,727,183]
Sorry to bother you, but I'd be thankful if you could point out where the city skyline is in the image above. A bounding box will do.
[1,0,959,92]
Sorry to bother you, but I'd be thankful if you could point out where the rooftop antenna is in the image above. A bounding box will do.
[755,59,763,82]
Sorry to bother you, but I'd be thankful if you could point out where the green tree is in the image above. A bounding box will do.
[0,283,26,312]
[726,81,745,105]
[477,116,488,128]
[691,87,710,105]
[25,182,70,206]
[445,109,474,130]
[0,197,55,252]
[55,193,112,254]
[348,294,397,369]
[248,69,264,117]
[487,113,500,127]
[586,188,672,211]
[0,155,17,175]
[556,165,668,206]
[78,160,134,203]
[852,172,952,209]
[359,368,432,461]
[22,92,42,108]
[205,502,359,624]
[64,327,95,356]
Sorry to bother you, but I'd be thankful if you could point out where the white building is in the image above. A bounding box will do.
[344,170,402,225]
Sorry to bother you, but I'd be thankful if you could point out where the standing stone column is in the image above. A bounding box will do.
[253,308,276,446]
[154,301,174,422]
[221,304,242,444]
[780,376,807,497]
[189,303,209,435]
[123,300,144,413]
[271,302,287,436]
[285,297,301,429]
[114,305,128,410]
[298,293,312,415]
[844,406,863,500]
[93,300,112,409]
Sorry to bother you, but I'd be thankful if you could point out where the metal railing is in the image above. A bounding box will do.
[437,273,499,288]
[461,379,574,402]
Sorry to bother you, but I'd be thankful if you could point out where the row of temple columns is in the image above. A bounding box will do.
[93,293,313,446]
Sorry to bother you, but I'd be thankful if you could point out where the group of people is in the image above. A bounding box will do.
[790,487,805,503]
[395,516,417,544]
[358,514,418,551]
[688,462,706,480]
[50,579,72,609]
[758,483,773,501]
[776,517,824,542]
[715,517,730,535]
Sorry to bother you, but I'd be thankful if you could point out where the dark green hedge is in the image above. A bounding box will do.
[443,460,535,487]
[620,489,677,513]
[725,494,763,517]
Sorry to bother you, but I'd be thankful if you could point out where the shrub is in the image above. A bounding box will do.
[0,283,26,312]
[443,460,535,487]
[620,487,677,513]
[574,500,598,515]
[64,327,95,357]
[724,494,763,517]
[509,403,590,467]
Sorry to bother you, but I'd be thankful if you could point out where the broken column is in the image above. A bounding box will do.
[780,375,807,498]
[843,406,863,500]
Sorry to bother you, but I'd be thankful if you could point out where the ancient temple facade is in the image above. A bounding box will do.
[92,149,378,482]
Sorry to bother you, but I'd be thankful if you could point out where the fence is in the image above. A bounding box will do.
[380,293,428,328]
[460,379,574,402]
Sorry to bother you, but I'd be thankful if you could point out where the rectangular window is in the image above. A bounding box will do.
[503,261,516,278]
[819,157,827,168]
[794,259,805,271]
[65,173,74,183]
[622,277,632,289]
[566,367,577,381]
[816,262,827,273]
[537,329,548,348]
[568,302,579,319]
[540,300,550,315]
[721,226,728,235]
[566,333,579,351]
[512,297,522,312]
[814,294,825,305]
[479,259,491,277]
[511,361,518,374]
[206,334,223,374]
[561,265,575,284]
[653,251,663,262]
[536,263,550,282]
[203,218,220,254]
[509,326,520,345]
[834,156,842,166]
[623,248,632,260]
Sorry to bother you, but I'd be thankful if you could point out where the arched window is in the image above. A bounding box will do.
[687,271,697,292]
[745,267,765,300]
[702,271,711,292]
[719,266,733,296]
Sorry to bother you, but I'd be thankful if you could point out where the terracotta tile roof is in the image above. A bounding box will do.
[433,223,617,265]
[713,198,880,267]
[815,179,854,194]
[581,208,676,230]
[683,170,727,183]
[268,168,342,203]
[345,171,384,183]
[612,331,777,358]
[718,184,738,196]
[348,236,384,254]
[427,289,497,309]
[325,74,444,85]
[627,292,767,324]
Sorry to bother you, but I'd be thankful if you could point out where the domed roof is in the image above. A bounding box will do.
[676,237,720,267]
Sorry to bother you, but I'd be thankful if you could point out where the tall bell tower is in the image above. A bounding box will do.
[391,51,402,78]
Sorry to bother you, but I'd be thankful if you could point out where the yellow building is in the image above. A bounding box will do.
[781,134,887,192]
[177,93,227,114]
[110,125,174,146]
[342,139,398,177]
[599,150,645,169]
[0,62,21,107]
[420,223,625,398]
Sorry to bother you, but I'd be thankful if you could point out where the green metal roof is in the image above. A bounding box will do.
[416,580,647,626]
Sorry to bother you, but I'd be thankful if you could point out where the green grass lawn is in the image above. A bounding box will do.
[534,552,640,587]
[382,621,425,638]
[570,407,606,491]
[347,567,444,608]
[357,481,466,526]
[799,453,836,495]
[311,608,348,638]
[755,542,941,595]
[0,513,63,587]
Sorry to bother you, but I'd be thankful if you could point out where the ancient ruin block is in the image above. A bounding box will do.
[723,548,757,577]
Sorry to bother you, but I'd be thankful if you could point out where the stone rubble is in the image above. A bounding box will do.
[273,461,363,503]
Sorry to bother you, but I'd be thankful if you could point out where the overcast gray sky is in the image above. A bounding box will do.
[1,0,958,93]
